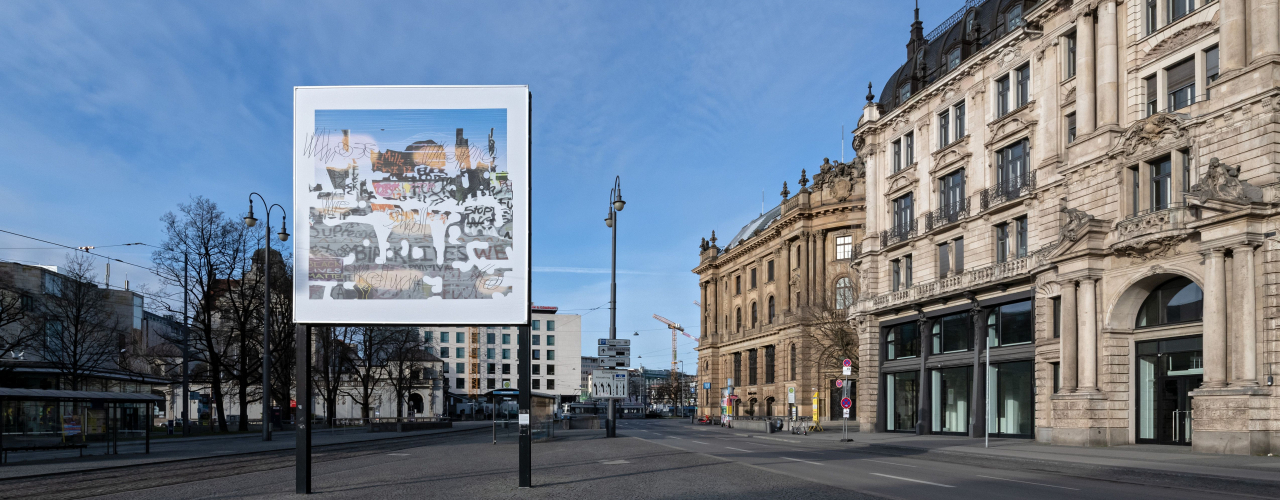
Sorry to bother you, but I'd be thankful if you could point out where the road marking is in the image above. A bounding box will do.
[976,475,1080,490]
[870,473,954,488]
[600,459,631,464]
[781,457,824,466]
[388,453,410,456]
[725,447,753,453]
[691,441,709,444]
[862,459,917,468]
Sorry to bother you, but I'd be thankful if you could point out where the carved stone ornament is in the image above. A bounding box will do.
[1140,22,1216,66]
[1115,113,1187,157]
[1059,198,1094,244]
[851,133,865,154]
[1188,157,1263,204]
[1113,234,1189,262]
[811,157,864,196]
[996,45,1023,69]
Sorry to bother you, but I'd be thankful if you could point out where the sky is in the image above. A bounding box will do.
[0,0,966,372]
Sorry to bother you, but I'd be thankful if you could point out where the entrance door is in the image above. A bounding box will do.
[1137,336,1202,445]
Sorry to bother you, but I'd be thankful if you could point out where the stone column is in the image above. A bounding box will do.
[1060,280,1079,392]
[1231,245,1260,386]
[917,316,931,435]
[808,233,817,306]
[1221,0,1248,71]
[1096,0,1119,126]
[799,235,809,308]
[710,279,719,340]
[818,231,827,305]
[1076,10,1097,134]
[1203,248,1228,388]
[1077,277,1099,391]
[1251,0,1280,61]
[969,302,986,438]
[784,241,793,312]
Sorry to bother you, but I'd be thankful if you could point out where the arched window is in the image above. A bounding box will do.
[835,277,854,309]
[789,344,797,380]
[751,302,758,328]
[735,308,742,332]
[767,296,776,323]
[1136,277,1203,328]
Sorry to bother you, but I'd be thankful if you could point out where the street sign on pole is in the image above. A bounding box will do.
[840,397,852,409]
[787,387,796,404]
[591,370,629,398]
[842,358,852,376]
[597,346,631,357]
[599,339,631,347]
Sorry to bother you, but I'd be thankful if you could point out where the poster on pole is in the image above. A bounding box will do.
[292,86,530,325]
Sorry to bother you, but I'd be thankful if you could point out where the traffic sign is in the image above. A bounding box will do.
[598,345,631,357]
[840,397,852,409]
[787,387,796,404]
[843,408,850,418]
[591,370,629,398]
[600,356,630,368]
[842,358,852,367]
[842,366,852,376]
[598,339,631,347]
[703,382,711,389]
[835,380,844,388]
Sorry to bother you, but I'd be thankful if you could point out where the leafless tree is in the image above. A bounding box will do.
[36,253,123,391]
[314,326,359,426]
[381,327,426,418]
[213,230,264,431]
[265,255,296,419]
[152,196,240,432]
[0,266,39,361]
[342,327,392,419]
[800,302,860,377]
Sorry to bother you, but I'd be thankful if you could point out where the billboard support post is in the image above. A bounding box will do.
[296,324,312,494]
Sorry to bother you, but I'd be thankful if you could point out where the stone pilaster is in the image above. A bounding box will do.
[1076,9,1096,135]
[1060,280,1079,392]
[1221,0,1248,72]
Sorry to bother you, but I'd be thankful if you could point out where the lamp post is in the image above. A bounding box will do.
[604,176,625,437]
[245,193,290,441]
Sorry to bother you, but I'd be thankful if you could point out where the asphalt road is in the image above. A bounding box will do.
[619,419,1280,500]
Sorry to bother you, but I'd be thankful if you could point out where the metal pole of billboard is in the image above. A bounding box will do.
[518,322,532,487]
[604,176,625,438]
[245,193,289,441]
[295,324,312,494]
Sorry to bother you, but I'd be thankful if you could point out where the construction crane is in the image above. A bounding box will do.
[653,314,700,381]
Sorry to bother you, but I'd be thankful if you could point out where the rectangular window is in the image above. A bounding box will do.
[486,348,495,359]
[547,364,555,375]
[904,132,915,166]
[954,102,966,138]
[1205,46,1219,98]
[547,350,555,360]
[533,350,540,360]
[457,362,466,374]
[456,378,465,389]
[502,333,511,344]
[1145,75,1158,116]
[455,332,464,343]
[546,335,554,346]
[503,363,511,375]
[988,360,1034,436]
[835,236,853,259]
[547,320,555,331]
[443,362,449,373]
[886,371,919,431]
[487,332,496,344]
[750,268,757,289]
[1015,217,1027,258]
[441,348,450,358]
[1169,0,1194,23]
[947,48,961,71]
[532,320,540,330]
[735,275,741,295]
[885,322,920,360]
[487,363,496,375]
[930,366,972,434]
[1015,64,1030,108]
[546,379,555,390]
[532,365,540,375]
[891,259,902,292]
[996,76,1011,116]
[1181,149,1193,192]
[988,300,1035,346]
[532,335,540,346]
[439,332,448,343]
[939,110,950,147]
[1151,157,1172,210]
[502,348,510,359]
[1064,32,1077,78]
[931,312,972,354]
[1131,166,1141,215]
[764,346,775,384]
[1146,0,1158,34]
[892,139,903,173]
[733,352,742,384]
[423,331,433,343]
[1006,4,1024,31]
[995,222,1010,263]
[954,237,964,273]
[1052,297,1062,339]
[532,379,540,390]
[1167,57,1196,110]
[1066,113,1077,144]
[903,254,913,288]
[748,349,758,385]
[487,378,496,389]
[938,242,952,278]
[898,82,911,104]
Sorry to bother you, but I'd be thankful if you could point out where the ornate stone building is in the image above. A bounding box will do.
[852,0,1280,455]
[694,158,866,421]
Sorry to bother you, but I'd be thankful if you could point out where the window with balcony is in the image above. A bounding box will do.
[996,75,1011,116]
[938,237,963,278]
[932,312,972,354]
[892,192,914,236]
[995,217,1027,263]
[996,139,1030,196]
[885,322,920,360]
[988,300,1034,346]
[835,278,853,310]
[1066,113,1077,144]
[1064,31,1077,79]
[940,169,965,217]
[835,236,853,259]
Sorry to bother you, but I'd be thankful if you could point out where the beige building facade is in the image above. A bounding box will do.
[694,158,866,422]
[852,0,1280,455]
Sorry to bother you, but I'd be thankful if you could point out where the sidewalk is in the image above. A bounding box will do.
[0,421,491,479]
[705,422,1280,484]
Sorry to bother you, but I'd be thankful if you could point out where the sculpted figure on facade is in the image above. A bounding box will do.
[1187,157,1263,205]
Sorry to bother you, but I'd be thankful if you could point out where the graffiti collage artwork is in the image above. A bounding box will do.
[293,87,529,325]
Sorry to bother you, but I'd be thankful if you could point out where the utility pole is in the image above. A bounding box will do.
[604,176,625,437]
[182,254,190,436]
[245,193,289,441]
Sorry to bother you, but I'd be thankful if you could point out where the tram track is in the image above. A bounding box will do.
[0,427,487,500]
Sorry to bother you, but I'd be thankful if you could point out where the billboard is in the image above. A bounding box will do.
[293,86,530,325]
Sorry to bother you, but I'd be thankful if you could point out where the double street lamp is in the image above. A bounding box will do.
[245,192,289,441]
[604,176,625,438]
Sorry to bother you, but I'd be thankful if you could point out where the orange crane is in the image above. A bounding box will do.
[653,314,700,381]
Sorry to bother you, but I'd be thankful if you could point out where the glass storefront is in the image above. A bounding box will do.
[885,371,918,432]
[930,366,971,434]
[1137,336,1202,444]
[988,361,1033,436]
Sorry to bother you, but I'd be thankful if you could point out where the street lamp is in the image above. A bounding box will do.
[605,176,625,437]
[247,192,288,441]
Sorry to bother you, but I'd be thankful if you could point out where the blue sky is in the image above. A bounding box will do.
[0,1,964,371]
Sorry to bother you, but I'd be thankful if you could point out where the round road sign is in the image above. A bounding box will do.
[787,387,795,394]
[835,380,844,388]
[842,358,852,367]
[840,397,852,409]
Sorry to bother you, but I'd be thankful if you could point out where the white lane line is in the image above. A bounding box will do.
[862,458,917,468]
[976,475,1080,491]
[869,473,955,488]
[781,457,824,466]
[388,453,410,456]
[691,441,710,444]
[725,447,753,453]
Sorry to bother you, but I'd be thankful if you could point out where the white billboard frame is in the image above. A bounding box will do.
[292,85,530,325]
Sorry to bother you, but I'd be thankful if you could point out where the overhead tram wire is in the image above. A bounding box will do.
[0,229,164,278]
[0,257,182,308]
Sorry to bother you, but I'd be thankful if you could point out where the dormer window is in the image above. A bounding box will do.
[947,48,961,71]
[898,83,912,104]
[1005,5,1024,32]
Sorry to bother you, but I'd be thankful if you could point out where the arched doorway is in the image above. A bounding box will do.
[765,397,776,416]
[408,393,425,416]
[747,397,758,416]
[1131,277,1203,446]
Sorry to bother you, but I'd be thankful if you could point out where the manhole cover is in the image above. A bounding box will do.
[600,460,630,465]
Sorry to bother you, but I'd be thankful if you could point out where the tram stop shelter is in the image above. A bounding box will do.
[0,388,164,464]
[486,389,556,441]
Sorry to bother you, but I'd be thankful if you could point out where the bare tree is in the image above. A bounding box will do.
[265,253,296,420]
[36,253,123,391]
[214,230,264,431]
[342,327,391,419]
[314,326,359,426]
[0,266,39,361]
[152,196,240,432]
[381,328,426,418]
[800,303,860,377]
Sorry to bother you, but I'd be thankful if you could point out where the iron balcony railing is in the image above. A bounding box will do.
[881,220,918,248]
[922,198,971,231]
[979,171,1036,210]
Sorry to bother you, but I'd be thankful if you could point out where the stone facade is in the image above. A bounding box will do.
[693,158,867,422]
[851,0,1280,455]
